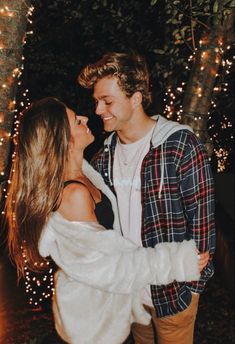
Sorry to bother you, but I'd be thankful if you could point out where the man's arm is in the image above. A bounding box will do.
[178,132,216,289]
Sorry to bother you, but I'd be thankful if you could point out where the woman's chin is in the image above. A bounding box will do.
[89,134,95,144]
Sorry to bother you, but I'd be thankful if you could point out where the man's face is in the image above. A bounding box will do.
[93,76,135,133]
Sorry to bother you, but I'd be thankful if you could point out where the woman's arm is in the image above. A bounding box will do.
[40,182,200,294]
[41,222,200,295]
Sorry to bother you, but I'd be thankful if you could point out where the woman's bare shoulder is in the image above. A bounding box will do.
[58,183,97,222]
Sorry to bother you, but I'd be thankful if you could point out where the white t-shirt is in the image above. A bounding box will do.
[113,127,155,307]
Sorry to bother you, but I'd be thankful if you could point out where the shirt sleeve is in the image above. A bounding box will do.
[178,133,216,291]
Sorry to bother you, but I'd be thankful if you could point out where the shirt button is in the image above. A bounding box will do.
[104,148,109,152]
[104,172,108,176]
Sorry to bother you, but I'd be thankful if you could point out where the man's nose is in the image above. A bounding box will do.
[95,101,104,116]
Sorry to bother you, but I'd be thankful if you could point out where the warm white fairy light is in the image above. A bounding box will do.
[208,44,235,172]
[0,3,34,177]
[1,4,55,307]
[163,87,178,119]
[214,148,229,172]
[163,41,234,172]
[22,246,55,307]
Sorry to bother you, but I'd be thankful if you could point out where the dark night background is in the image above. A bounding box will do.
[19,0,168,159]
[0,1,234,343]
[18,0,235,167]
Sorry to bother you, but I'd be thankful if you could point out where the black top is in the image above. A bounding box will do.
[63,180,114,229]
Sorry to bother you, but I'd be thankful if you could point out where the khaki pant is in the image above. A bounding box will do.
[131,293,199,344]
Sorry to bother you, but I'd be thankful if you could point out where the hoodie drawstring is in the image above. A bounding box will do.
[105,145,113,186]
[158,144,165,198]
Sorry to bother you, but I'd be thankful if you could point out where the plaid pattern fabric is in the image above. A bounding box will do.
[91,129,216,318]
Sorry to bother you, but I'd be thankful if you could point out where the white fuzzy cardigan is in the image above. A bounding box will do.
[39,160,200,344]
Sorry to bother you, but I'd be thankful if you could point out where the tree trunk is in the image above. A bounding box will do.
[0,0,30,199]
[181,3,234,156]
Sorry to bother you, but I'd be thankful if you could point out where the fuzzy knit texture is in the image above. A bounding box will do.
[39,162,200,344]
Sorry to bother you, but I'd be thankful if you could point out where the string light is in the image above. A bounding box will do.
[0,3,34,177]
[214,148,229,172]
[163,42,234,172]
[22,246,55,308]
[208,44,235,172]
[1,3,55,308]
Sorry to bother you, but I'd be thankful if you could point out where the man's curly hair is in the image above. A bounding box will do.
[78,52,152,110]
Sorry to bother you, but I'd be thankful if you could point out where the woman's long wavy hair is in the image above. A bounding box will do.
[5,97,71,278]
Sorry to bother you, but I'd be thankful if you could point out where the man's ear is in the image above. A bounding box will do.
[131,91,142,108]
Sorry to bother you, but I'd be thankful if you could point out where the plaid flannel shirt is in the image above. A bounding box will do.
[91,121,216,318]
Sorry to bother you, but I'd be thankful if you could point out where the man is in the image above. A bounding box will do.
[78,52,215,344]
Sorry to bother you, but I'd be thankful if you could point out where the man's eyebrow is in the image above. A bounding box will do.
[93,95,113,100]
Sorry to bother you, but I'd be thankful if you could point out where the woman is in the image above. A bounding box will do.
[6,98,204,344]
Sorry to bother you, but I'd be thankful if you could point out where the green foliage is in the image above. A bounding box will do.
[150,0,158,5]
[213,0,219,13]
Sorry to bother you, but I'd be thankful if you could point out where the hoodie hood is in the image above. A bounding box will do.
[103,115,194,198]
[151,115,193,197]
[104,115,193,147]
[151,115,193,147]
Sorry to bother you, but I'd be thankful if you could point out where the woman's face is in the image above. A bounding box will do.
[66,108,94,152]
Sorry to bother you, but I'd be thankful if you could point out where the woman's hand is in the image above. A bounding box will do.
[198,250,210,272]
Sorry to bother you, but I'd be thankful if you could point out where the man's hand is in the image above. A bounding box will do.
[198,251,210,272]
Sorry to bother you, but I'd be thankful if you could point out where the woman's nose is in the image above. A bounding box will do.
[80,116,88,124]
